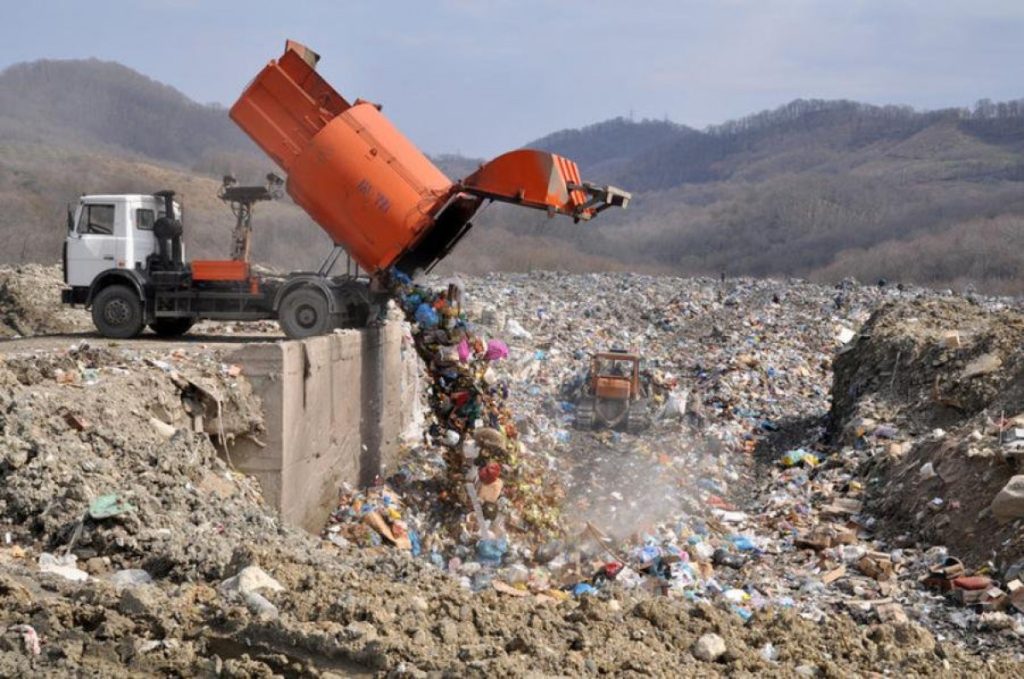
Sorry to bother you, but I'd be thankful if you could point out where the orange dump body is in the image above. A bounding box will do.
[230,41,455,274]
[230,41,630,276]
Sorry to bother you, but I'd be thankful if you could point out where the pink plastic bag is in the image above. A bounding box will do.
[457,338,471,363]
[484,339,509,361]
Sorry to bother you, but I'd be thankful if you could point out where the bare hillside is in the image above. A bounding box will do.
[520,100,1024,291]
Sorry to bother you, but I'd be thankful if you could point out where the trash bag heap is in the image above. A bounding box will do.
[324,270,567,569]
[322,269,1024,656]
[325,272,882,604]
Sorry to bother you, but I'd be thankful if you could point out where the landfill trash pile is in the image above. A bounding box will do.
[460,275,1024,651]
[0,265,90,338]
[1,330,1013,675]
[2,268,1024,675]
[828,296,1024,634]
[326,271,1024,663]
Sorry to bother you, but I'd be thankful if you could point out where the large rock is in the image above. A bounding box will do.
[118,585,164,618]
[219,565,285,596]
[991,475,1024,522]
[692,633,726,662]
[963,352,1002,379]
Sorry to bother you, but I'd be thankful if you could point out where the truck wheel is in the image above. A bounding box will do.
[92,285,144,339]
[149,318,195,337]
[279,287,332,339]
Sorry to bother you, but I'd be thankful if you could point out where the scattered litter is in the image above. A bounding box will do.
[7,624,41,656]
[38,552,89,582]
[88,493,135,520]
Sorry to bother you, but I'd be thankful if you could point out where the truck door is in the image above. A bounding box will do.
[66,203,119,287]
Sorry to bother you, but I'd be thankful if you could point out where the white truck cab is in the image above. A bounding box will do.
[64,194,181,287]
[60,183,373,341]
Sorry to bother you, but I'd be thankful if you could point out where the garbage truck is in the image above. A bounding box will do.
[61,40,630,339]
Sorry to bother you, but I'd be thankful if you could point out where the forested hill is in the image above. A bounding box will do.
[531,99,1024,190]
[509,98,1024,292]
[0,58,254,166]
[1,55,1023,292]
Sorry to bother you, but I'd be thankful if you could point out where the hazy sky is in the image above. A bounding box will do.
[3,0,1023,157]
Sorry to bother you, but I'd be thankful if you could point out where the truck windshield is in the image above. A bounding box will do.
[596,359,632,377]
[77,204,115,235]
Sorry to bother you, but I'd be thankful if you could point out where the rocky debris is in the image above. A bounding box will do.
[220,565,285,597]
[992,476,1024,522]
[692,632,727,662]
[37,553,88,581]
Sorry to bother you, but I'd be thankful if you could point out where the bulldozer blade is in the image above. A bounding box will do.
[459,149,630,221]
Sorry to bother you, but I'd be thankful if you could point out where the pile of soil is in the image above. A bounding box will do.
[831,296,1024,567]
[0,265,89,338]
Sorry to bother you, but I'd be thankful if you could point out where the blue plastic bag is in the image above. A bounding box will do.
[572,582,597,597]
[414,303,439,328]
[476,538,507,566]
[729,535,758,552]
[403,293,423,311]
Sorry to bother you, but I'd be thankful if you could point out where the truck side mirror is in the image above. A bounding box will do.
[67,206,75,233]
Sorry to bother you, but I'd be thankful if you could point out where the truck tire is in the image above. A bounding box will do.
[91,285,144,339]
[279,287,332,339]
[149,318,195,337]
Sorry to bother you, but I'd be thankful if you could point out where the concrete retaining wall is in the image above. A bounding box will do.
[226,321,420,532]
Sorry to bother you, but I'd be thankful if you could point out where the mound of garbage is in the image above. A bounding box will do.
[2,271,1024,675]
[0,332,993,677]
[0,265,89,338]
[327,272,1024,669]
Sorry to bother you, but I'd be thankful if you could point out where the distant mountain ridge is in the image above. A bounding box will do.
[527,118,695,181]
[529,99,1024,190]
[516,97,1024,291]
[2,56,1024,292]
[0,58,253,165]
